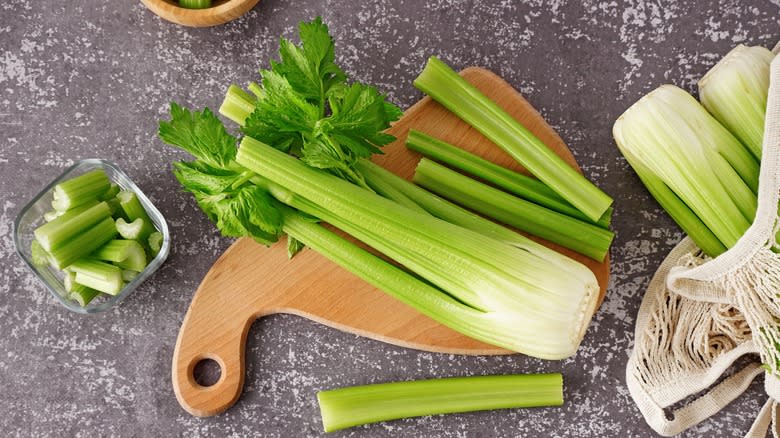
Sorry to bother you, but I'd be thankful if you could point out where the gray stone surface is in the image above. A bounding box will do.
[1,0,778,436]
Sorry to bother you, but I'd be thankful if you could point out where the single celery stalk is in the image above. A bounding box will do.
[51,169,110,211]
[219,85,256,126]
[413,158,614,261]
[30,240,51,267]
[317,373,563,432]
[93,239,147,272]
[69,259,124,295]
[699,45,775,159]
[121,270,139,282]
[613,84,759,251]
[116,217,155,242]
[178,0,211,8]
[100,183,120,201]
[34,202,111,251]
[405,130,612,228]
[361,167,427,213]
[43,200,99,223]
[116,191,152,223]
[148,231,163,257]
[69,284,101,307]
[48,217,118,269]
[413,56,612,222]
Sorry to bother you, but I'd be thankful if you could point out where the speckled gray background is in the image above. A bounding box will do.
[1,1,778,436]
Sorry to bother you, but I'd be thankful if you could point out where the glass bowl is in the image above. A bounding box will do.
[13,159,170,313]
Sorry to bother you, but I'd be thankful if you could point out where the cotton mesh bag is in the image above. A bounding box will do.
[626,48,780,437]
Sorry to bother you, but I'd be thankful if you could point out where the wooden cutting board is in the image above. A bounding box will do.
[172,67,611,417]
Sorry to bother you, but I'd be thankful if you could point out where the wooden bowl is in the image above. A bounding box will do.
[141,0,260,27]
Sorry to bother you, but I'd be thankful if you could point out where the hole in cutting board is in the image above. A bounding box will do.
[193,358,222,387]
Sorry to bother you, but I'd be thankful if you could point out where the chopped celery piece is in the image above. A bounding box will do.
[405,129,612,228]
[413,56,612,222]
[178,0,211,8]
[43,200,99,223]
[613,85,759,253]
[105,197,124,219]
[317,373,563,432]
[34,202,111,251]
[148,231,163,256]
[219,84,256,126]
[69,259,124,295]
[699,45,775,160]
[100,183,120,201]
[63,270,78,292]
[51,169,110,211]
[48,217,117,269]
[93,239,147,272]
[413,158,614,261]
[121,270,139,282]
[30,240,51,267]
[116,217,155,242]
[69,284,101,307]
[238,137,600,359]
[116,190,152,223]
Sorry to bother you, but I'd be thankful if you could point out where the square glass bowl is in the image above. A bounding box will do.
[14,159,170,313]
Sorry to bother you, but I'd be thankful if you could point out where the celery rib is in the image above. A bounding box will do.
[48,217,118,269]
[413,57,612,222]
[317,373,563,432]
[51,169,110,211]
[413,158,613,261]
[405,129,612,228]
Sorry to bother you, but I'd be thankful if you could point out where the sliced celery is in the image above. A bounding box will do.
[413,56,612,222]
[93,239,147,272]
[100,183,120,201]
[34,202,111,251]
[43,200,99,223]
[405,129,612,228]
[219,84,256,126]
[116,191,152,223]
[121,270,139,282]
[69,259,124,295]
[30,240,51,267]
[317,373,563,432]
[48,217,117,269]
[116,217,155,242]
[178,0,211,8]
[69,284,101,307]
[413,158,614,261]
[148,231,163,256]
[51,169,110,211]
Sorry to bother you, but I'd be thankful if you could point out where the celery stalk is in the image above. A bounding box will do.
[34,202,111,251]
[148,231,163,257]
[239,137,600,359]
[317,373,563,432]
[48,217,118,269]
[100,183,120,201]
[30,240,51,268]
[405,129,612,228]
[116,217,155,242]
[116,191,152,223]
[219,85,256,126]
[699,45,775,159]
[43,200,99,223]
[413,158,613,261]
[69,284,101,307]
[93,239,147,272]
[413,57,612,222]
[51,169,110,211]
[69,259,124,295]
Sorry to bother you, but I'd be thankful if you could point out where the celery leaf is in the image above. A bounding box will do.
[159,103,237,168]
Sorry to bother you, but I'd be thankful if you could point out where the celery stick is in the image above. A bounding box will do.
[116,217,155,242]
[30,240,51,267]
[317,373,563,432]
[69,284,101,307]
[121,270,139,282]
[219,84,256,126]
[69,259,124,295]
[48,217,117,269]
[413,158,613,261]
[405,129,612,228]
[64,270,78,292]
[148,231,163,256]
[414,57,612,222]
[93,239,147,272]
[51,169,111,211]
[43,200,99,223]
[116,191,152,223]
[34,202,112,251]
[100,183,120,201]
[361,166,427,213]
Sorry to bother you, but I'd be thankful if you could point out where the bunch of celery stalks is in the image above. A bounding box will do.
[160,19,615,432]
[30,171,163,305]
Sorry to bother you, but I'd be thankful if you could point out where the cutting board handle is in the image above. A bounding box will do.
[172,249,258,417]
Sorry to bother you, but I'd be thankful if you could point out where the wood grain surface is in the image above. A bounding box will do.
[140,0,259,27]
[172,67,611,417]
